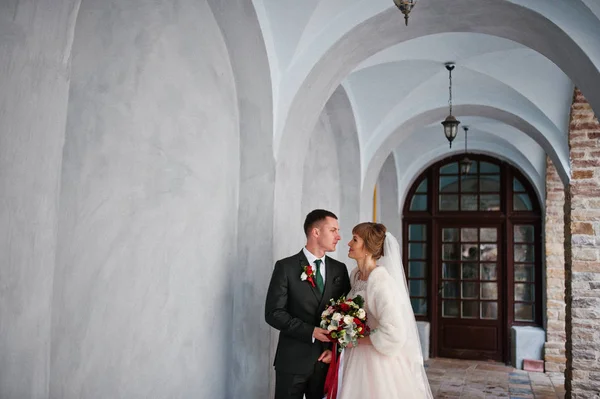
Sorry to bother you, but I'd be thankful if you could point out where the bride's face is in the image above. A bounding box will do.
[348,234,368,260]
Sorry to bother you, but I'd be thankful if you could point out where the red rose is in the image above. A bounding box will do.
[340,303,350,312]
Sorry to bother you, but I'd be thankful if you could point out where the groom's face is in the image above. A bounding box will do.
[317,217,341,252]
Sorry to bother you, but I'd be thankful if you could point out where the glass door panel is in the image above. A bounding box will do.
[438,224,503,361]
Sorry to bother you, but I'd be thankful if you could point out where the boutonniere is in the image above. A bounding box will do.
[301,265,316,287]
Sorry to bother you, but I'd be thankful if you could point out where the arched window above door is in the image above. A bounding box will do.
[403,154,542,362]
[409,178,428,211]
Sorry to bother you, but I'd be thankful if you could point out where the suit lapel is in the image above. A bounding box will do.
[298,251,322,302]
[319,256,336,308]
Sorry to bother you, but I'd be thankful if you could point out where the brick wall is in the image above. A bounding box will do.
[544,158,566,375]
[565,89,600,398]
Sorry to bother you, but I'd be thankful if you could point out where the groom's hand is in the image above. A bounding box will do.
[318,350,332,364]
[313,327,330,343]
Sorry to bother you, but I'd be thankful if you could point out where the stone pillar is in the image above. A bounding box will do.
[544,158,567,374]
[565,89,600,398]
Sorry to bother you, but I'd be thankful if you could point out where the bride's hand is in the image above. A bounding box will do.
[360,336,372,345]
[318,350,332,364]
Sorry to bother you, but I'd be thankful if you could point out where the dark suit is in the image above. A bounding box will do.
[265,250,350,399]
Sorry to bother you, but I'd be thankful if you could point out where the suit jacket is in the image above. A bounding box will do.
[265,250,351,374]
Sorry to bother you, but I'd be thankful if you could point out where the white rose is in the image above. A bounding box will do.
[300,272,307,281]
[332,313,342,321]
[343,315,354,326]
[327,324,337,331]
[357,309,366,319]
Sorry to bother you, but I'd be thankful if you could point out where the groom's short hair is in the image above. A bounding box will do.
[304,209,338,236]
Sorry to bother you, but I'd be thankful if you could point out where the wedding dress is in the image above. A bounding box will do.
[337,233,433,399]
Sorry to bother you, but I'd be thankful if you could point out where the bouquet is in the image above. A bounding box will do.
[322,295,370,399]
[320,295,370,351]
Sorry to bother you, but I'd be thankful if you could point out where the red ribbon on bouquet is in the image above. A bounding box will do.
[324,343,340,399]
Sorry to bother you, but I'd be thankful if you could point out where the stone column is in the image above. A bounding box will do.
[565,89,600,398]
[544,158,567,375]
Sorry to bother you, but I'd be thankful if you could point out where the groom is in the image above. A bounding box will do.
[265,209,351,399]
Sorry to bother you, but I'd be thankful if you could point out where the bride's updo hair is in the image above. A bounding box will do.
[352,222,387,260]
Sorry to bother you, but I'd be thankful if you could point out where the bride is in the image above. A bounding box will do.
[336,222,433,399]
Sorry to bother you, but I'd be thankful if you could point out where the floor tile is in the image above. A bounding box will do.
[425,358,564,399]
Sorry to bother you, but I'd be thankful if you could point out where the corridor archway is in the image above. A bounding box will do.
[402,154,542,362]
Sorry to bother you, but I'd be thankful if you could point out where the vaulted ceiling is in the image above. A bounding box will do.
[253,0,600,201]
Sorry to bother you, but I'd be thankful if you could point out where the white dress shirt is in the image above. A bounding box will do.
[303,247,326,282]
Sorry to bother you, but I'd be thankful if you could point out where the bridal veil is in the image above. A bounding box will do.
[379,232,433,398]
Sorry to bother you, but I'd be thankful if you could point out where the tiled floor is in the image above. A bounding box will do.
[425,358,565,399]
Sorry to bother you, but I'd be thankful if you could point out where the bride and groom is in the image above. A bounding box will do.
[265,209,433,399]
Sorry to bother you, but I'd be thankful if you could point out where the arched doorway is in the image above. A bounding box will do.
[402,154,542,362]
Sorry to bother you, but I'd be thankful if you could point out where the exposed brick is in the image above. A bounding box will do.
[572,222,595,235]
[572,170,594,179]
[547,268,565,278]
[565,88,600,398]
[588,133,600,141]
[572,159,600,168]
[546,354,568,364]
[572,188,600,199]
[571,248,598,261]
[544,363,562,373]
[571,140,600,148]
[572,261,600,273]
[545,158,567,375]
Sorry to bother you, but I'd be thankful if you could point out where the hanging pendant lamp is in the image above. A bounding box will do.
[441,63,460,148]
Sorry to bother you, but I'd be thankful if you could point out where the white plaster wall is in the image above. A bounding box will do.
[207,1,275,397]
[0,2,80,397]
[377,154,401,240]
[50,2,239,398]
[301,107,342,259]
[326,86,361,266]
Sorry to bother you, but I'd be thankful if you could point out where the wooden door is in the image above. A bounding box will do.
[437,224,504,361]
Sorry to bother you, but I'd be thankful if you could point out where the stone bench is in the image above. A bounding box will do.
[511,326,545,369]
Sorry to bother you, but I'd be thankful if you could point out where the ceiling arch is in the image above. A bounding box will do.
[391,140,545,220]
[360,104,565,219]
[350,33,573,134]
[271,0,600,170]
[271,0,600,142]
[261,0,600,257]
[360,69,568,179]
[392,125,545,208]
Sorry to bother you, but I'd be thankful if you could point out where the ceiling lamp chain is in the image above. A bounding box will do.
[441,62,460,148]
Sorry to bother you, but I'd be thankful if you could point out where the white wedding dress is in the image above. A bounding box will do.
[337,234,433,399]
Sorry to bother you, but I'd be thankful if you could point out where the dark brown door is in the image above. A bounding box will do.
[437,224,504,361]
